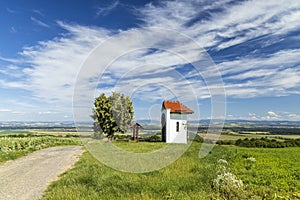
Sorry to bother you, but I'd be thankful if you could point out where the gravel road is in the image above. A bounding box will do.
[0,146,84,200]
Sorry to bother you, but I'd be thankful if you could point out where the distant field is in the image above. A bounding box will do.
[0,130,32,135]
[0,129,93,138]
[0,134,81,163]
[41,141,300,200]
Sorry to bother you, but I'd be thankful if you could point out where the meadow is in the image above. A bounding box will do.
[41,141,300,200]
[1,129,299,199]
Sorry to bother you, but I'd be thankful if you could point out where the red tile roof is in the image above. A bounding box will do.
[162,100,194,114]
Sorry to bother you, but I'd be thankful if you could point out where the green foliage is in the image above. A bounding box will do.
[193,134,204,143]
[228,147,300,199]
[0,135,81,163]
[220,126,300,135]
[114,134,132,140]
[92,92,134,139]
[216,140,236,145]
[144,134,162,142]
[235,137,300,148]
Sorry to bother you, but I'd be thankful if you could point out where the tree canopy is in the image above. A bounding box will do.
[92,92,134,139]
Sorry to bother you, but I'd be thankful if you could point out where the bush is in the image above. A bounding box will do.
[193,134,204,143]
[144,134,162,142]
[217,140,235,145]
[114,134,131,140]
[235,138,300,148]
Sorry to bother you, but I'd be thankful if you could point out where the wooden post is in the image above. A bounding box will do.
[131,123,143,142]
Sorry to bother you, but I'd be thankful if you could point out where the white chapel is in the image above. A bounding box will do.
[161,100,194,143]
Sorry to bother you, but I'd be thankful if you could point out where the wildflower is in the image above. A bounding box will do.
[246,157,256,163]
[217,159,228,165]
[214,172,244,189]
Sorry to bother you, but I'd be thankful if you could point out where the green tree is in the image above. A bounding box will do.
[92,92,134,140]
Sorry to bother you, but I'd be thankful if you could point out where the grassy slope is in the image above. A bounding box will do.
[42,142,300,200]
[42,142,220,200]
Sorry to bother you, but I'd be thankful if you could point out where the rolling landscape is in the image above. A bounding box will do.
[1,0,300,199]
[0,120,299,199]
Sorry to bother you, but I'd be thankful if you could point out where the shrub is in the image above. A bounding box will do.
[235,138,300,148]
[193,134,204,143]
[144,134,162,142]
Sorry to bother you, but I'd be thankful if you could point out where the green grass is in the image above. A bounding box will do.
[0,136,81,163]
[113,141,167,153]
[41,142,300,199]
[42,142,216,200]
[227,147,300,198]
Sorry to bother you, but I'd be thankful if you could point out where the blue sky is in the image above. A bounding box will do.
[0,0,300,122]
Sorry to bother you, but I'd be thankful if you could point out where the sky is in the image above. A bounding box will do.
[0,0,300,122]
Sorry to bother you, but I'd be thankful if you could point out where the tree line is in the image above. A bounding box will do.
[217,137,300,148]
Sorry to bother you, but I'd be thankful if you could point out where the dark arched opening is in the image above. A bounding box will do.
[161,113,166,142]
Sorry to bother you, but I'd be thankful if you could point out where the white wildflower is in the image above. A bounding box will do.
[247,157,256,163]
[217,159,228,165]
[214,172,243,189]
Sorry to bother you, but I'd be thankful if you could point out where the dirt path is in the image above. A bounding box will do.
[0,146,84,200]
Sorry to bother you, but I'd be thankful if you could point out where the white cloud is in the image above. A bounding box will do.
[248,113,258,120]
[16,21,112,105]
[0,56,22,64]
[11,111,26,115]
[259,111,300,121]
[218,49,300,98]
[140,0,300,50]
[38,111,58,115]
[33,9,45,17]
[6,8,17,14]
[1,0,300,121]
[267,111,279,118]
[30,17,50,28]
[0,109,11,112]
[0,65,27,78]
[286,113,300,121]
[0,79,27,89]
[10,27,17,33]
[96,1,119,16]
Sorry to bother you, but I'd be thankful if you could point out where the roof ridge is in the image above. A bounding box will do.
[162,100,194,114]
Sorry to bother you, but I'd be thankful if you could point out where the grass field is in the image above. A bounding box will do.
[41,142,300,200]
[1,130,299,199]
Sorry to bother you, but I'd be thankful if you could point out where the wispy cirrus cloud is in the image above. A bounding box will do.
[96,1,119,16]
[0,109,11,112]
[1,0,300,120]
[219,49,300,97]
[32,9,45,17]
[30,16,50,28]
[139,0,300,51]
[10,27,17,33]
[6,7,17,14]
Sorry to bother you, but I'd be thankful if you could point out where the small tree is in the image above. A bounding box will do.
[92,92,134,141]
